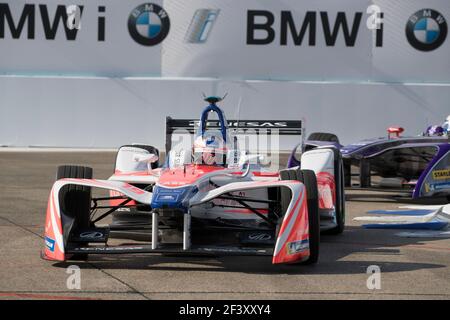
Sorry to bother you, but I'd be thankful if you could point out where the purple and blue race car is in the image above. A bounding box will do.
[288,116,450,200]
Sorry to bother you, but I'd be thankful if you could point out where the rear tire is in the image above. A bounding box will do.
[57,165,93,260]
[307,132,340,144]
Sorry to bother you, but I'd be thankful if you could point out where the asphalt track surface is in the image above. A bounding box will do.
[0,151,449,300]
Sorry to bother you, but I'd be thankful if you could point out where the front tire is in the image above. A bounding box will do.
[323,150,346,235]
[296,169,320,264]
[57,165,93,260]
[279,168,320,265]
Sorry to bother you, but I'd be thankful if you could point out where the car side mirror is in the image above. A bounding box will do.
[133,153,159,164]
[133,153,159,172]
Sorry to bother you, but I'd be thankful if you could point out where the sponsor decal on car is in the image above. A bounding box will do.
[45,236,55,252]
[79,231,104,239]
[187,120,294,128]
[77,246,144,252]
[432,169,450,180]
[286,239,309,255]
[428,182,450,191]
[248,233,272,241]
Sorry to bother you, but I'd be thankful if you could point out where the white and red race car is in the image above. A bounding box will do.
[42,96,345,265]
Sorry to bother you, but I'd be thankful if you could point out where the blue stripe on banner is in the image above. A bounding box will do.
[363,221,448,230]
[366,209,434,216]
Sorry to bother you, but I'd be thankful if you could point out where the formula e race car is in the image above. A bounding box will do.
[287,116,450,200]
[42,96,345,265]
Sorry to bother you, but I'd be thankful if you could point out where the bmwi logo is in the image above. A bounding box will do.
[185,9,220,43]
[406,9,447,51]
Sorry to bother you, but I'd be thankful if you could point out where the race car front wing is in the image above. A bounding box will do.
[43,179,310,264]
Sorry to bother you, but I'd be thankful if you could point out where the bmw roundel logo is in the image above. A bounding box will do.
[128,3,170,46]
[406,9,447,51]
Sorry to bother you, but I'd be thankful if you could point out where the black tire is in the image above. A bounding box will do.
[57,165,93,260]
[278,168,297,215]
[295,169,320,264]
[307,132,340,144]
[277,169,294,237]
[279,168,319,264]
[343,159,351,187]
[359,158,371,188]
[324,163,345,235]
[323,151,346,235]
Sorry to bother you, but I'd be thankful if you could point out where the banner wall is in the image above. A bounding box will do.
[1,1,449,149]
[0,76,448,149]
[0,0,165,76]
[162,0,450,82]
[1,0,449,81]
